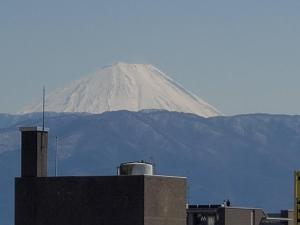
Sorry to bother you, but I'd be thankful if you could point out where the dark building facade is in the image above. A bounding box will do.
[15,127,186,225]
[19,127,48,177]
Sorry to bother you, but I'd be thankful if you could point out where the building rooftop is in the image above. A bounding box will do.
[19,126,49,132]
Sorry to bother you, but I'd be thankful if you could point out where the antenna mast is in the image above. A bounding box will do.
[40,86,46,176]
[42,86,45,131]
[55,136,58,176]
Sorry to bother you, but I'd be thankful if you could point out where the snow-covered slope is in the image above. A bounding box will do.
[21,63,221,117]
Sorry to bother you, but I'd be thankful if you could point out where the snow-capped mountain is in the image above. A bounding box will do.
[21,63,221,117]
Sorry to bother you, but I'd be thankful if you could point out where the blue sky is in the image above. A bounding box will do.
[1,0,300,115]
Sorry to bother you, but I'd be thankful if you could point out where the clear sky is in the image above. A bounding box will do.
[1,0,300,115]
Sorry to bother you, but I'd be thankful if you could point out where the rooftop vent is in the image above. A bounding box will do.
[118,161,154,176]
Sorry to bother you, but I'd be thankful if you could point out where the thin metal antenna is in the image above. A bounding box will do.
[40,86,46,176]
[187,182,190,206]
[55,136,58,176]
[42,86,45,132]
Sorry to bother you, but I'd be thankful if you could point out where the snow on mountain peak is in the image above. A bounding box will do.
[21,63,221,117]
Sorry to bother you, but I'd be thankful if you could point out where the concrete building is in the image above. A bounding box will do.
[15,127,187,225]
[263,210,293,225]
[187,204,266,225]
[187,204,293,225]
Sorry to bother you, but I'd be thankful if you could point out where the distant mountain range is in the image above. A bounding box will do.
[0,111,299,225]
[20,62,221,117]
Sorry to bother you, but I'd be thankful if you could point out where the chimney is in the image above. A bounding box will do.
[19,127,49,177]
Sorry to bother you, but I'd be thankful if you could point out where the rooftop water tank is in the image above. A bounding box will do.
[118,161,154,175]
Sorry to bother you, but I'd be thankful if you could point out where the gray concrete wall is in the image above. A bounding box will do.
[144,176,186,225]
[225,208,265,225]
[225,208,251,225]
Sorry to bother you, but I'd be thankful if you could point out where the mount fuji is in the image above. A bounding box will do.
[21,63,221,117]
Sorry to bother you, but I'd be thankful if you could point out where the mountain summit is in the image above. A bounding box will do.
[21,63,221,117]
